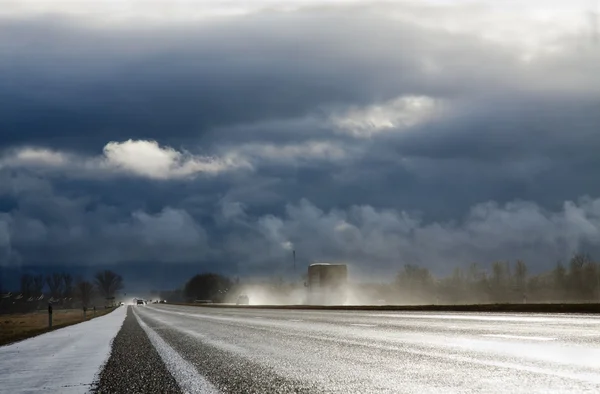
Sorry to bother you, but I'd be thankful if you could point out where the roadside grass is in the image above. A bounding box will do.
[173,302,600,314]
[0,307,117,346]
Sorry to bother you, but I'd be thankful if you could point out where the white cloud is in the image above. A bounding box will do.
[100,139,249,179]
[0,139,358,179]
[330,96,442,138]
[2,0,594,56]
[0,139,359,180]
[0,140,250,180]
[3,148,70,167]
[0,0,366,25]
[384,0,595,57]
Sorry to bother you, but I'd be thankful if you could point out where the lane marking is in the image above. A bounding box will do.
[350,323,377,327]
[253,316,264,319]
[482,334,556,341]
[133,309,220,394]
[288,319,303,322]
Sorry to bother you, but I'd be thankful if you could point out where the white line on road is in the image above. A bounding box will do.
[482,334,556,341]
[349,323,377,327]
[253,316,264,319]
[134,309,220,394]
[288,319,303,322]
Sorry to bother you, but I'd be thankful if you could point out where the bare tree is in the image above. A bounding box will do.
[568,253,590,301]
[396,264,435,303]
[553,261,567,300]
[76,280,94,308]
[94,270,124,300]
[46,273,64,299]
[32,274,45,296]
[62,273,73,298]
[582,258,598,301]
[490,261,508,302]
[514,260,528,298]
[20,274,34,297]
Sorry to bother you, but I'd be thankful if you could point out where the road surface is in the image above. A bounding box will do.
[96,304,600,393]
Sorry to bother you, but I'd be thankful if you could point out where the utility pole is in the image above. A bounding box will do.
[597,268,600,303]
[293,250,296,274]
[48,302,53,328]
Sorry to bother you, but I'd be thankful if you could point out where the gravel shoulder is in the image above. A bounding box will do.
[93,306,181,394]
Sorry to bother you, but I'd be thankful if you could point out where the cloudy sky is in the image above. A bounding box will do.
[1,0,599,277]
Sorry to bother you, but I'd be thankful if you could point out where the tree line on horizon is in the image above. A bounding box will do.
[177,253,600,305]
[8,253,596,308]
[393,253,600,304]
[1,270,124,313]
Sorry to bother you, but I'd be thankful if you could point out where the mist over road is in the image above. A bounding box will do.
[126,304,600,393]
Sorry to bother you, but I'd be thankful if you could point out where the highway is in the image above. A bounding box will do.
[122,304,600,393]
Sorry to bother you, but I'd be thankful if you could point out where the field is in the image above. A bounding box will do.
[0,307,116,346]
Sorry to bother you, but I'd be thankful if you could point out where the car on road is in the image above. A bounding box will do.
[136,299,144,305]
[236,294,250,305]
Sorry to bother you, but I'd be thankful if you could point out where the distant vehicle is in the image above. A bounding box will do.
[159,300,167,304]
[236,294,250,305]
[306,263,348,305]
[136,299,144,305]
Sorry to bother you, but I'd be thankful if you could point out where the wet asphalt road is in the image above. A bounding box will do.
[126,305,600,393]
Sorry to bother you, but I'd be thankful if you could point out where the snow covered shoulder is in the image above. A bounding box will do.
[0,305,126,393]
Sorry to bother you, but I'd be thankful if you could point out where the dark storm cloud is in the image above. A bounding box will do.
[0,7,545,152]
[0,172,213,266]
[392,96,600,161]
[0,14,385,151]
[1,2,600,277]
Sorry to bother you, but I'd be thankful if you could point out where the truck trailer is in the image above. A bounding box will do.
[306,263,348,305]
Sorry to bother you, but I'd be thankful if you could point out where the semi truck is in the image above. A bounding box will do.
[306,263,348,305]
